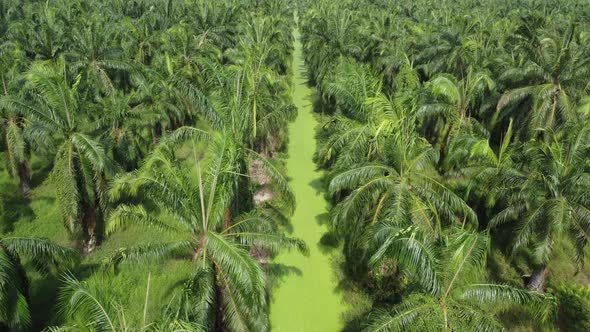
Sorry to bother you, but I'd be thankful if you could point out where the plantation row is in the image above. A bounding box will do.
[0,0,305,331]
[4,0,590,331]
[300,0,590,330]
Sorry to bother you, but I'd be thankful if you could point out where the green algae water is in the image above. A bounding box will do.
[269,28,346,331]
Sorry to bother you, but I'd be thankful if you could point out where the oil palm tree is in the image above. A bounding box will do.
[315,61,419,170]
[415,21,481,79]
[118,14,159,66]
[329,124,477,270]
[418,70,495,156]
[490,124,590,291]
[321,59,382,121]
[0,49,31,194]
[365,229,553,331]
[0,236,76,331]
[224,16,297,148]
[159,21,219,81]
[93,93,153,171]
[445,119,515,179]
[314,60,383,170]
[364,14,416,93]
[0,58,114,252]
[190,0,241,62]
[444,119,521,228]
[130,50,219,138]
[204,47,296,158]
[495,24,590,138]
[9,4,64,60]
[107,128,306,331]
[67,15,132,97]
[190,54,297,235]
[301,5,364,84]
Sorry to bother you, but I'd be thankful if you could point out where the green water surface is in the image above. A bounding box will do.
[269,29,346,331]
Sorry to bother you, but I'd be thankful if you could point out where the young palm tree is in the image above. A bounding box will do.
[49,273,204,332]
[107,128,306,331]
[365,229,553,331]
[0,236,76,331]
[1,58,114,252]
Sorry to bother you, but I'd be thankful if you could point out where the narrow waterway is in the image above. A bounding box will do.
[269,28,346,331]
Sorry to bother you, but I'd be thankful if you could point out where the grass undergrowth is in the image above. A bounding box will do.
[0,152,195,328]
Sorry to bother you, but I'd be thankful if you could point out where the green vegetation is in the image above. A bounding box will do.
[299,0,590,330]
[1,0,590,331]
[549,284,590,331]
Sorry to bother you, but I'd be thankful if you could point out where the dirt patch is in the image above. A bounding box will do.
[249,159,271,185]
[254,186,273,205]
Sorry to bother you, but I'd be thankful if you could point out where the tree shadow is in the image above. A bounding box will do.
[164,277,192,295]
[70,262,103,280]
[309,178,331,201]
[29,272,62,329]
[315,212,330,226]
[341,313,371,332]
[317,231,340,255]
[0,182,35,233]
[334,269,374,332]
[30,161,53,188]
[279,218,294,235]
[266,263,303,293]
[309,178,324,192]
[25,255,88,329]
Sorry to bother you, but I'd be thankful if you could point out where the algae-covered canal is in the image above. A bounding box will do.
[269,28,347,331]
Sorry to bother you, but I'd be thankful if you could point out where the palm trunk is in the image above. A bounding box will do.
[259,138,269,158]
[82,201,98,253]
[17,161,31,195]
[250,245,269,266]
[213,266,225,331]
[441,121,456,161]
[153,122,163,144]
[526,265,548,292]
[268,130,280,157]
[223,208,231,230]
[440,301,450,332]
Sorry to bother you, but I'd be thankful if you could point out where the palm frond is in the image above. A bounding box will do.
[364,295,441,332]
[457,284,554,320]
[370,227,440,294]
[106,204,180,235]
[106,241,192,268]
[57,273,117,332]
